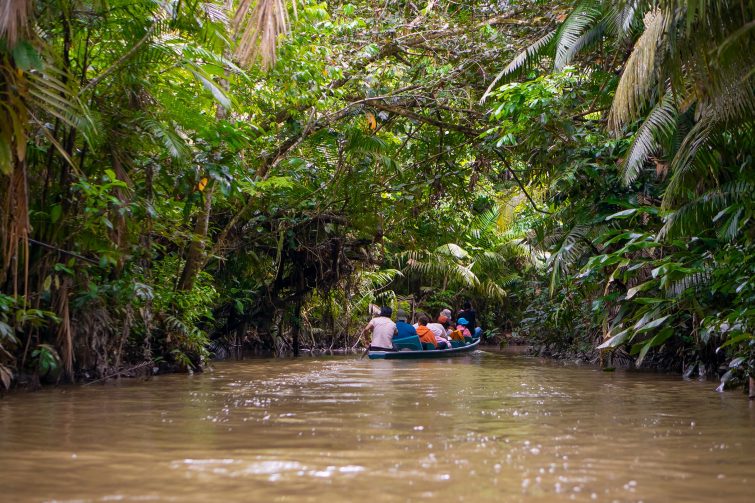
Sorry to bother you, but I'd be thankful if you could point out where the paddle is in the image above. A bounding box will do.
[356,332,369,359]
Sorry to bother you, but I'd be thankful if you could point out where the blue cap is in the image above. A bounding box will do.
[457,317,469,326]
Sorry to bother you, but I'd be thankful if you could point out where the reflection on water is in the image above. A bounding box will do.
[1,352,753,502]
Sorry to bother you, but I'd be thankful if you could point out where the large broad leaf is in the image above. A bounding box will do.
[436,243,469,259]
[728,356,746,369]
[0,365,13,390]
[189,68,231,109]
[12,40,43,71]
[635,314,672,332]
[625,281,654,299]
[597,328,630,349]
[605,208,638,220]
[717,333,754,352]
[636,327,675,366]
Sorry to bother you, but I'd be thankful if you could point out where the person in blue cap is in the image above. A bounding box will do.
[455,317,472,338]
[457,301,476,332]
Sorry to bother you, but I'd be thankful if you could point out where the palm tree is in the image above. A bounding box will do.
[485,1,753,220]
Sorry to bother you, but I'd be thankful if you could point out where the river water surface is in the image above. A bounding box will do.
[1,351,753,502]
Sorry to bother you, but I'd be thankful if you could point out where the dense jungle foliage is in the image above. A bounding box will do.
[0,0,753,391]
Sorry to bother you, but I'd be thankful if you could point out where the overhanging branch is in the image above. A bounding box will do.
[493,149,552,215]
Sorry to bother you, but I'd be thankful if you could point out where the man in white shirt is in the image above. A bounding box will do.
[362,306,397,351]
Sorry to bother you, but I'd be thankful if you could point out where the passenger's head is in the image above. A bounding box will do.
[418,315,429,326]
[457,317,469,327]
[396,309,408,322]
[463,301,472,309]
[440,308,452,318]
[380,306,393,318]
[438,315,449,325]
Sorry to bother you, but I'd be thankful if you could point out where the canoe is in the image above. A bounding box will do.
[368,338,481,360]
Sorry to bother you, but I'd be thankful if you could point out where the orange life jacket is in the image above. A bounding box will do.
[449,329,465,341]
[416,326,437,347]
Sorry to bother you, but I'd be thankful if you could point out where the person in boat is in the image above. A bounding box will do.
[457,301,477,332]
[455,317,472,338]
[391,309,424,351]
[415,315,437,349]
[441,317,463,343]
[395,309,417,339]
[362,306,397,351]
[427,317,449,349]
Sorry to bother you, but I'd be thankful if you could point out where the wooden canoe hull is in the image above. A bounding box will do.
[368,338,481,359]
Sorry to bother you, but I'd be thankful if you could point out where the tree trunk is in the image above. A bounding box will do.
[176,185,214,291]
[291,300,301,357]
[176,65,227,291]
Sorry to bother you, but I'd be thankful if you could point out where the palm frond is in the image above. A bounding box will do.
[139,117,191,159]
[559,21,606,70]
[357,268,403,293]
[604,0,642,41]
[481,30,555,102]
[27,66,99,143]
[553,0,603,70]
[659,181,754,240]
[0,0,31,46]
[546,223,596,294]
[662,119,714,208]
[667,269,710,298]
[234,0,290,69]
[620,92,677,185]
[476,280,507,300]
[608,8,666,131]
[468,206,500,239]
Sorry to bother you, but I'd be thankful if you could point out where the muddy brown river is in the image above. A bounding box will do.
[1,351,753,502]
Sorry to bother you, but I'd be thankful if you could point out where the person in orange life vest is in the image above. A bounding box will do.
[362,306,397,351]
[415,315,437,348]
[456,317,472,338]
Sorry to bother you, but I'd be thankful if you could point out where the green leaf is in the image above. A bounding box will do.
[626,281,653,299]
[12,40,43,71]
[0,136,12,175]
[605,208,637,220]
[728,356,746,368]
[0,365,12,389]
[597,328,630,349]
[635,314,672,332]
[50,204,62,223]
[636,327,675,367]
[189,69,231,110]
[717,333,754,351]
